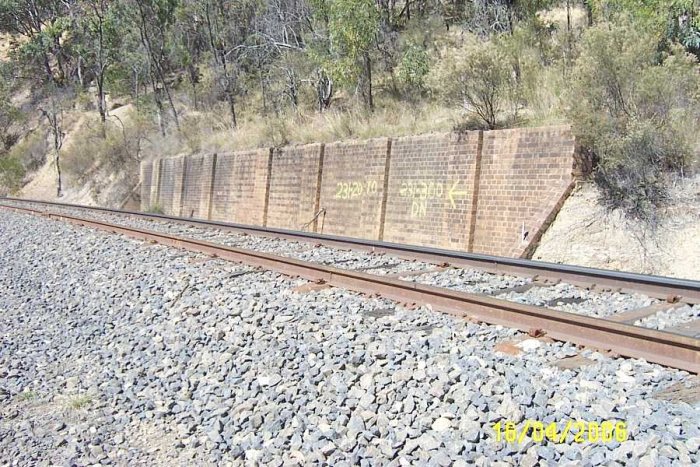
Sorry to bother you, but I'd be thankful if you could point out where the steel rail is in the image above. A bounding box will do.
[3,197,700,302]
[2,203,698,373]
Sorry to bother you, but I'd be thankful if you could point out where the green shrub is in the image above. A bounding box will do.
[568,19,700,223]
[397,44,430,96]
[0,155,25,194]
[6,131,48,173]
[146,203,164,214]
[63,110,156,184]
[438,41,516,129]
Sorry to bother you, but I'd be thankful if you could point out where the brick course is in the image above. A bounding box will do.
[140,161,153,210]
[180,154,215,219]
[157,156,185,215]
[471,126,576,257]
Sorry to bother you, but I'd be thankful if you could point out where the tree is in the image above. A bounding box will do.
[39,88,68,198]
[0,80,23,151]
[396,43,429,98]
[589,0,700,56]
[76,0,123,130]
[0,155,24,195]
[129,0,181,134]
[326,0,380,111]
[186,0,260,129]
[0,0,75,85]
[444,43,515,129]
[568,19,700,223]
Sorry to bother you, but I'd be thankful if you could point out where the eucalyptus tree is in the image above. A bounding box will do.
[75,0,123,130]
[0,0,76,85]
[310,0,380,111]
[197,0,260,129]
[128,0,181,134]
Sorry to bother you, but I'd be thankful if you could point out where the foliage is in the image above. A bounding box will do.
[0,0,698,221]
[569,19,700,223]
[309,0,381,109]
[63,109,155,183]
[327,0,379,82]
[146,203,164,214]
[0,83,23,150]
[0,154,24,194]
[397,43,430,93]
[591,0,700,56]
[6,131,48,172]
[439,41,516,129]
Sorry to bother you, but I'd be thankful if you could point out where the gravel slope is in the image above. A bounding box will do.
[1,209,699,466]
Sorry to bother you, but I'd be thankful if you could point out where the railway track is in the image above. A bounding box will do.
[1,197,699,373]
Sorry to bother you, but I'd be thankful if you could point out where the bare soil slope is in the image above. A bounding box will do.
[534,177,700,281]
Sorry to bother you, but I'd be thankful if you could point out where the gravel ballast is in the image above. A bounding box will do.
[1,200,674,323]
[1,209,699,465]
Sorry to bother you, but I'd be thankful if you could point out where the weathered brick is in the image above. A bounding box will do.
[210,149,271,225]
[383,132,480,250]
[267,144,323,230]
[139,161,153,210]
[318,138,390,239]
[471,125,576,257]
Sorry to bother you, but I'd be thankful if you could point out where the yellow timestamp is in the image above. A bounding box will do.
[493,420,628,444]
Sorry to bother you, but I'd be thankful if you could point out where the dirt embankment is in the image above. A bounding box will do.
[534,177,700,281]
[19,104,138,207]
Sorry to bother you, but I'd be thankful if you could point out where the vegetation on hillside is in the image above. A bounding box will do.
[0,0,698,222]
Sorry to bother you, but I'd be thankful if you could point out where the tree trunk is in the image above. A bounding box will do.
[189,65,199,111]
[133,68,140,110]
[55,151,62,198]
[77,57,84,86]
[97,74,107,136]
[43,52,55,84]
[53,36,66,84]
[52,121,62,197]
[226,87,237,129]
[364,52,374,112]
[161,75,180,132]
[584,0,594,26]
[152,80,166,137]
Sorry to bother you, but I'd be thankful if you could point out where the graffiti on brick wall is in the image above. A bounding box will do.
[334,180,379,199]
[399,180,470,218]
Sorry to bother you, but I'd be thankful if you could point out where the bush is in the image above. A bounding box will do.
[63,109,156,185]
[568,19,700,224]
[0,155,25,195]
[6,131,48,173]
[437,41,516,129]
[397,44,430,96]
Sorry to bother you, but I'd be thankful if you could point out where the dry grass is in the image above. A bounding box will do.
[127,99,462,161]
[67,394,93,410]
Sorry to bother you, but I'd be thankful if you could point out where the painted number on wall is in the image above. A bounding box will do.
[334,180,379,200]
[399,180,469,218]
[399,181,444,200]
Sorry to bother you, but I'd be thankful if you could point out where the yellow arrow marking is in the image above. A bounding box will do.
[447,180,469,208]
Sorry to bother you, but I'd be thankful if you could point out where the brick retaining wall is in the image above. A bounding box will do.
[383,132,481,250]
[209,149,271,225]
[140,125,581,258]
[267,144,324,230]
[319,138,390,239]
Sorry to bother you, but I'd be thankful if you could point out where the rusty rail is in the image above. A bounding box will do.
[1,203,698,373]
[3,197,700,302]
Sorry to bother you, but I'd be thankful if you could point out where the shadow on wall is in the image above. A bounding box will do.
[140,125,585,258]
